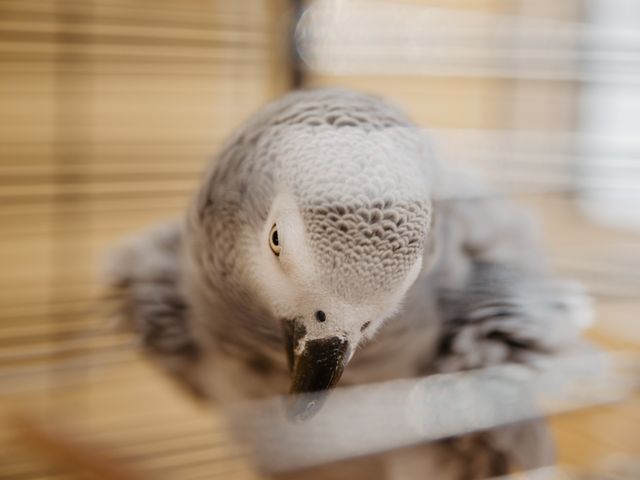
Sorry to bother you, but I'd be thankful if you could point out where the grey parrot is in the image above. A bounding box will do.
[105,88,590,479]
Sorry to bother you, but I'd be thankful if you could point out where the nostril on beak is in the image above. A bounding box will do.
[315,310,326,323]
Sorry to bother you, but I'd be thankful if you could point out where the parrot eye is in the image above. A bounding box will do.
[269,224,281,256]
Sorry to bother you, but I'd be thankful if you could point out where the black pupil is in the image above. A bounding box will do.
[271,229,279,246]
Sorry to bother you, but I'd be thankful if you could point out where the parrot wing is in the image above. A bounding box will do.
[421,192,594,477]
[103,219,206,397]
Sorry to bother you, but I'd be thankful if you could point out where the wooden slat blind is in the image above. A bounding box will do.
[1,1,289,478]
[0,0,289,383]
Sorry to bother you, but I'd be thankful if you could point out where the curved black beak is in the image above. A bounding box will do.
[282,320,350,421]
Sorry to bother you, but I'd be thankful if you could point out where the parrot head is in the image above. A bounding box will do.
[188,90,436,421]
[248,127,434,420]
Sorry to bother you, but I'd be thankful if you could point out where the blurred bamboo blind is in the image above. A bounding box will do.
[0,0,291,387]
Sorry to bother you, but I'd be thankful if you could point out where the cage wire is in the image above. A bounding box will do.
[0,0,639,478]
